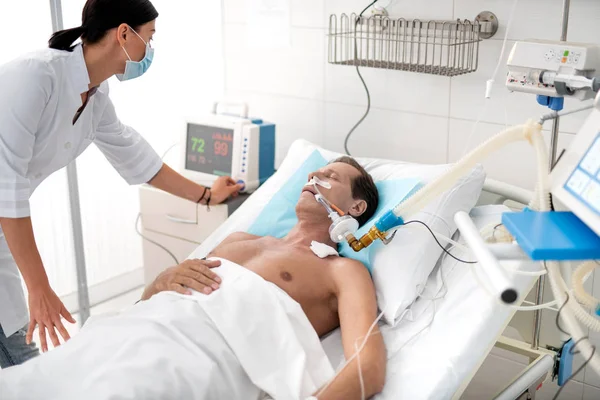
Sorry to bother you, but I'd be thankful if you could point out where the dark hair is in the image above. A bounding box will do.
[330,156,379,227]
[49,0,158,51]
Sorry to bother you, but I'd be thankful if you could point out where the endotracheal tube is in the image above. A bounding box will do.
[305,177,360,244]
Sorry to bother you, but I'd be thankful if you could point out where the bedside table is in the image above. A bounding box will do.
[139,184,249,285]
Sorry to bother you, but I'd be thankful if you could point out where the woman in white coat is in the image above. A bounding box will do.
[0,0,242,367]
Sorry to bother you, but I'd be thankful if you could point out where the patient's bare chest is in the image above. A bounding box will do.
[209,237,338,332]
[212,238,329,290]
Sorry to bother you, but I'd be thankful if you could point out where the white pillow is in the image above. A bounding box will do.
[368,164,485,324]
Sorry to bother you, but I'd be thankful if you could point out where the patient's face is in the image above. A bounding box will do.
[298,162,365,220]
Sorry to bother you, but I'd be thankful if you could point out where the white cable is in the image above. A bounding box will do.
[503,89,510,129]
[510,300,558,311]
[403,224,547,276]
[520,300,559,312]
[461,105,488,157]
[470,264,556,311]
[134,213,179,265]
[485,0,519,99]
[316,308,386,397]
[355,341,366,400]
[387,291,440,355]
[508,269,548,277]
[539,104,595,124]
[462,0,519,156]
[161,142,179,160]
[134,143,181,265]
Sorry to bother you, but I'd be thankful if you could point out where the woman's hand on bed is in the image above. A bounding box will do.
[141,259,222,300]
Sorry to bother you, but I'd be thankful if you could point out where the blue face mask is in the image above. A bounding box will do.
[116,26,154,82]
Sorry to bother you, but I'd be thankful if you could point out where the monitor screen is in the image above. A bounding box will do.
[185,123,234,176]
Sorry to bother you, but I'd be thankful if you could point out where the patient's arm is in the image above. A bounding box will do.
[315,260,386,400]
[141,259,222,300]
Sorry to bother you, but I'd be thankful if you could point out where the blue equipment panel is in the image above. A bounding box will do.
[502,211,600,261]
[250,118,276,185]
[557,339,575,387]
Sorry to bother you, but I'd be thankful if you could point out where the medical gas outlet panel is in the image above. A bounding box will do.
[506,40,600,100]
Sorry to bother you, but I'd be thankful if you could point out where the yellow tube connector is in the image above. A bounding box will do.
[347,226,388,252]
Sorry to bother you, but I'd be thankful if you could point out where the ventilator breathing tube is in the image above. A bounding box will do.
[346,120,543,251]
[572,262,600,309]
[526,127,600,373]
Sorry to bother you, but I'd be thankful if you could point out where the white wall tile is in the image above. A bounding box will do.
[224,0,326,28]
[583,384,600,400]
[585,352,600,390]
[326,0,453,23]
[463,353,584,400]
[324,102,448,163]
[291,0,326,28]
[455,0,564,42]
[567,0,600,43]
[325,63,451,117]
[223,0,246,24]
[224,24,325,100]
[536,379,584,400]
[465,343,586,399]
[226,91,325,166]
[456,0,600,43]
[448,119,575,189]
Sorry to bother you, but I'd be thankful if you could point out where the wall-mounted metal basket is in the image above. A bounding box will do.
[328,13,496,77]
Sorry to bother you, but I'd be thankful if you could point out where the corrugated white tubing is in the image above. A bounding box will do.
[394,120,541,220]
[529,129,552,212]
[572,261,600,309]
[530,129,600,373]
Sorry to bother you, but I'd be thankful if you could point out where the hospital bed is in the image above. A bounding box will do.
[188,139,554,400]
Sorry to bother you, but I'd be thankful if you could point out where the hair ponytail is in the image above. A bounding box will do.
[49,26,86,51]
[48,0,158,52]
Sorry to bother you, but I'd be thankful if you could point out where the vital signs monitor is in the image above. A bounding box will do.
[180,103,276,193]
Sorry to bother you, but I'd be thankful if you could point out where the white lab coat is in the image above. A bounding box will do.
[0,44,163,337]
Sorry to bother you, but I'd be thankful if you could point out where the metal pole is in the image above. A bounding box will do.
[49,0,91,325]
[531,0,570,350]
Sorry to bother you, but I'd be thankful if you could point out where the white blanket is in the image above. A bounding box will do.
[0,259,334,400]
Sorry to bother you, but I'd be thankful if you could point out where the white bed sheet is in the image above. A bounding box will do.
[188,141,538,399]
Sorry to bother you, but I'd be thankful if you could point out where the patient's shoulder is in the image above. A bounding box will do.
[330,257,375,296]
[331,257,371,280]
[220,231,260,245]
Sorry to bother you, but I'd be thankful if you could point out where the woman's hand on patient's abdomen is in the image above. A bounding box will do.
[141,259,222,300]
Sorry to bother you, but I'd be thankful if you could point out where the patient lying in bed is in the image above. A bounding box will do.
[0,157,386,400]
